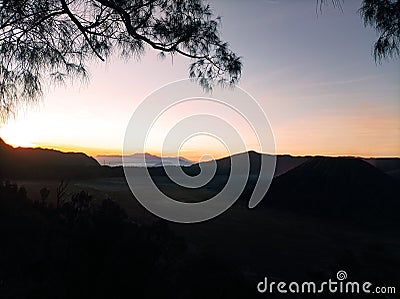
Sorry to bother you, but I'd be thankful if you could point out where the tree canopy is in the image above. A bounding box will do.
[0,0,242,119]
[319,0,400,62]
[1,0,399,120]
[359,0,400,62]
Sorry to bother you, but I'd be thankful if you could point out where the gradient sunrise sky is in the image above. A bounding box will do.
[0,0,399,161]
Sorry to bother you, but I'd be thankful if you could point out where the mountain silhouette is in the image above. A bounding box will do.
[363,157,400,179]
[202,151,399,178]
[1,137,398,187]
[179,150,308,177]
[264,156,399,222]
[0,138,101,179]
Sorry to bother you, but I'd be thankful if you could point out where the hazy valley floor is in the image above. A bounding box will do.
[14,177,400,285]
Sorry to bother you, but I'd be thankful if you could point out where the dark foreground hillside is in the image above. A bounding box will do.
[2,178,399,299]
[1,141,399,298]
[0,181,252,299]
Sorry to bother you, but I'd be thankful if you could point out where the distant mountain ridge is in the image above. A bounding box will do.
[95,153,193,167]
[187,150,399,178]
[1,138,399,181]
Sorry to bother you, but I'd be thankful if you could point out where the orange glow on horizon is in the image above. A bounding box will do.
[2,138,399,160]
[1,96,398,160]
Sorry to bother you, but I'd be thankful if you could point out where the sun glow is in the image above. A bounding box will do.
[0,123,36,148]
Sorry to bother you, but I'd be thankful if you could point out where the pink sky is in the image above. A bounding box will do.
[0,1,399,160]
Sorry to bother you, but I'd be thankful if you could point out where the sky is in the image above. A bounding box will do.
[0,0,399,160]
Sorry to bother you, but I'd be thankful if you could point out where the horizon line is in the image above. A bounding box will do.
[2,139,399,160]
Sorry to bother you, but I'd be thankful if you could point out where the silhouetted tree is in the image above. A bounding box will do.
[71,190,92,210]
[18,186,27,199]
[40,187,50,204]
[56,179,69,208]
[0,0,242,119]
[67,190,93,226]
[319,0,400,62]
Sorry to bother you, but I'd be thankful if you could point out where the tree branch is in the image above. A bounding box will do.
[60,0,105,61]
[94,0,209,60]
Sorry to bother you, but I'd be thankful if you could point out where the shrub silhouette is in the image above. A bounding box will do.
[39,187,50,205]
